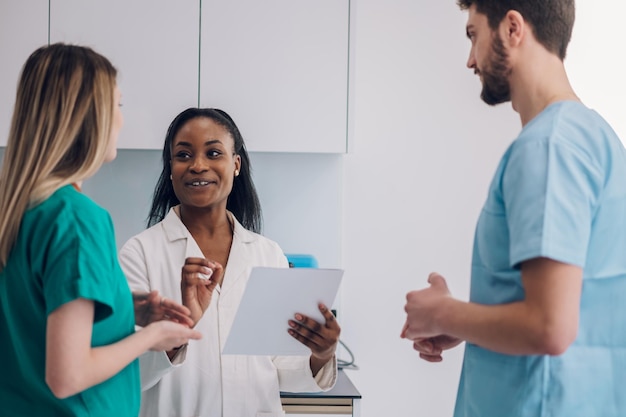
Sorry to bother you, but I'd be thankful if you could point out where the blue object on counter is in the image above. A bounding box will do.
[285,254,318,268]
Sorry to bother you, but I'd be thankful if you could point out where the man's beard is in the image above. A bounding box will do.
[480,34,512,105]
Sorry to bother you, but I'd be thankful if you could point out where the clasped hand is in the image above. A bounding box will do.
[401,272,462,362]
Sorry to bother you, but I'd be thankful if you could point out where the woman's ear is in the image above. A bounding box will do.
[234,154,242,176]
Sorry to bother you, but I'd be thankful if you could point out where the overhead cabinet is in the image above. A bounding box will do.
[200,0,350,153]
[1,0,350,153]
[49,0,199,150]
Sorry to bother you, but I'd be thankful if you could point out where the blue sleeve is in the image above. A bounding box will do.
[503,137,603,268]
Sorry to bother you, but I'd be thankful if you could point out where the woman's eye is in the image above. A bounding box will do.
[174,151,191,159]
[207,150,222,158]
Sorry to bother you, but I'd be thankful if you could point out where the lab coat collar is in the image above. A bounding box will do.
[161,207,257,296]
[161,207,257,244]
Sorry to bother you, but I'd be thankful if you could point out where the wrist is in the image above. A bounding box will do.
[311,351,334,364]
[166,343,187,361]
[434,296,456,335]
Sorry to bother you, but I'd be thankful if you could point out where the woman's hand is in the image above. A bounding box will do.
[288,303,341,375]
[133,290,194,328]
[145,320,203,352]
[180,257,224,326]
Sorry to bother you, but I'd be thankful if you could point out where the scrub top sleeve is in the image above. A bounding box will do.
[503,138,603,269]
[43,208,118,322]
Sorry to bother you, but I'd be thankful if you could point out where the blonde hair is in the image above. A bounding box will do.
[0,43,118,269]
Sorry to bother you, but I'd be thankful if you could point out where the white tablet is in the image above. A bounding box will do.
[222,266,343,356]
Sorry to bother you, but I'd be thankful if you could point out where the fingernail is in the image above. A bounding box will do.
[295,314,303,321]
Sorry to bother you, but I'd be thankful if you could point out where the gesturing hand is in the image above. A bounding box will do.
[288,303,341,373]
[146,320,203,352]
[401,272,452,340]
[180,257,224,326]
[133,290,194,328]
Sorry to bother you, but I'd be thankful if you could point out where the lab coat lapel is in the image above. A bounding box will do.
[219,215,256,297]
[163,207,221,292]
[162,207,206,260]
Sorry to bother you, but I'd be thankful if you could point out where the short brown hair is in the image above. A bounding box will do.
[457,0,575,60]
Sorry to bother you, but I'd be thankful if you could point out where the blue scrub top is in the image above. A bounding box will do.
[454,101,626,417]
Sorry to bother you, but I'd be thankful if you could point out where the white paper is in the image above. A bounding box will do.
[222,266,343,356]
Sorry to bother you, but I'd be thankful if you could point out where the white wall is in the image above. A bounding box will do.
[340,1,518,416]
[566,0,626,143]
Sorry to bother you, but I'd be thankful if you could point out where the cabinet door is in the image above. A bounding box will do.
[49,0,199,149]
[200,0,350,153]
[0,1,49,146]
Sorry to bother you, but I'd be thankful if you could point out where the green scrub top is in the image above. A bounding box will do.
[0,185,140,416]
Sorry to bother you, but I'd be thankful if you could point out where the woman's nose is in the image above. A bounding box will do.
[189,156,209,173]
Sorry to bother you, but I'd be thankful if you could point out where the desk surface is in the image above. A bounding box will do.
[280,369,361,399]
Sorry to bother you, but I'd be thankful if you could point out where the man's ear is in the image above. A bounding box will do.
[502,10,526,47]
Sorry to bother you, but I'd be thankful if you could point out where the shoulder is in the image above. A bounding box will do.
[33,185,108,220]
[518,102,613,148]
[231,215,287,265]
[508,102,615,169]
[119,209,183,257]
[27,186,112,240]
[120,219,167,256]
[233,216,279,249]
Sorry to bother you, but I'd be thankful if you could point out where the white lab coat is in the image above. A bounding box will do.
[119,208,336,417]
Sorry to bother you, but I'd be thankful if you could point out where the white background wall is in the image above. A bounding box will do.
[340,2,518,415]
[1,1,624,416]
[566,0,626,143]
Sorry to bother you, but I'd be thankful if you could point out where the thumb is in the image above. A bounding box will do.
[400,321,409,339]
[187,328,203,340]
[428,272,448,291]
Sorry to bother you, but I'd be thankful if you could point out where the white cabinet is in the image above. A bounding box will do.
[281,370,361,416]
[3,1,351,152]
[0,1,49,146]
[49,0,199,149]
[200,0,350,153]
[285,414,347,417]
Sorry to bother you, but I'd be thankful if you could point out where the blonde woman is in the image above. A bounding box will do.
[0,43,202,417]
